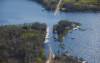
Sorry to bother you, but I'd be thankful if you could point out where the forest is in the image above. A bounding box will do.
[0,22,47,63]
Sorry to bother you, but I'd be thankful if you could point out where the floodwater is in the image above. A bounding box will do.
[0,0,100,63]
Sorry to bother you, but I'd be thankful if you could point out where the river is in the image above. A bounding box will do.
[0,0,100,63]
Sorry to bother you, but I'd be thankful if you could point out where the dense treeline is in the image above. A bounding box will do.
[31,0,100,12]
[0,22,47,63]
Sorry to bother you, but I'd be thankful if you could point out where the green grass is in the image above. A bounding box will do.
[79,0,97,3]
[22,31,39,38]
[64,0,97,3]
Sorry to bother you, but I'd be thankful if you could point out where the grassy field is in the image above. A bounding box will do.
[64,0,97,3]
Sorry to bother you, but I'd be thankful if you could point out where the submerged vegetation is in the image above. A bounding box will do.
[0,22,47,63]
[53,53,86,63]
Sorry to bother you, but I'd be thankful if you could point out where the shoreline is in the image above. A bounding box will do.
[32,0,100,13]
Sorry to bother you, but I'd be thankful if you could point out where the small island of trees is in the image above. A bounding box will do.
[53,20,81,42]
